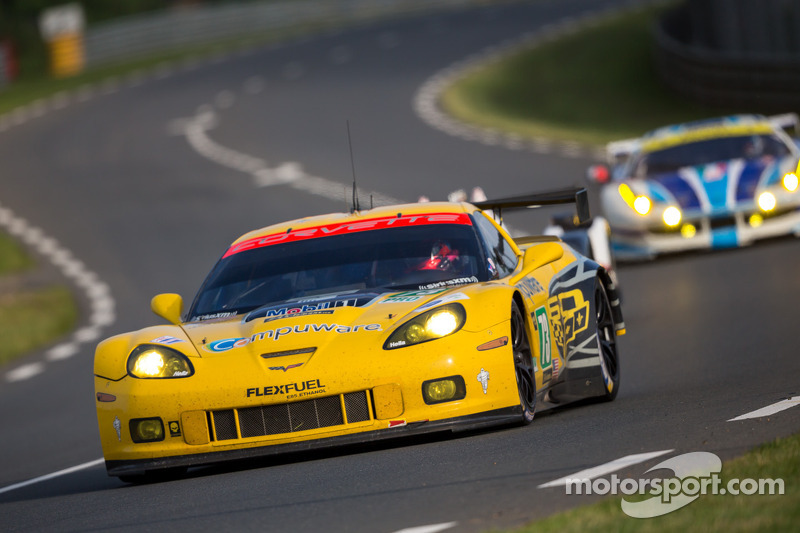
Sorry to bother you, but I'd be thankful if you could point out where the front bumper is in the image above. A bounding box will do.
[610,206,800,260]
[105,406,522,477]
[95,326,522,477]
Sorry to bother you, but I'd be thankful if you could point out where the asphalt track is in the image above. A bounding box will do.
[1,0,798,531]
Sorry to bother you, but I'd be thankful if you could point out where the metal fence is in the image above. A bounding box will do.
[84,0,483,66]
[654,0,800,110]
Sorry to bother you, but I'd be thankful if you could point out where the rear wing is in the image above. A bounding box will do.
[472,187,590,225]
[769,113,799,133]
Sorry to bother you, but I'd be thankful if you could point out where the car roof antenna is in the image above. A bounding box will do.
[347,120,361,213]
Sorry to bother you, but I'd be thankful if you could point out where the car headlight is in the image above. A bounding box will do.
[662,206,682,227]
[618,184,652,216]
[384,304,466,350]
[783,172,798,192]
[127,344,194,378]
[758,192,777,212]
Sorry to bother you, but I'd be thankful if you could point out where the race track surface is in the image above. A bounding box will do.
[1,0,798,531]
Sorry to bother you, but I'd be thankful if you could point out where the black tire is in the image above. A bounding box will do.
[511,301,536,424]
[594,280,620,401]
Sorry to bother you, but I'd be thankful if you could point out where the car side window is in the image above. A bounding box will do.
[472,212,518,278]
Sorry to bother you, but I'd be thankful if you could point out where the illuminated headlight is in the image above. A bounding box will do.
[129,418,165,443]
[758,192,777,212]
[681,224,696,238]
[633,196,651,215]
[783,173,798,192]
[662,206,682,227]
[127,344,194,378]
[749,214,764,228]
[384,303,466,349]
[422,376,467,404]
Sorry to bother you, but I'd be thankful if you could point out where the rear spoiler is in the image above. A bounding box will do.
[472,187,590,225]
[769,113,799,132]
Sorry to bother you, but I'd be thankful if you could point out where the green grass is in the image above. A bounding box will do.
[507,433,799,532]
[0,233,34,274]
[441,5,787,145]
[0,286,78,365]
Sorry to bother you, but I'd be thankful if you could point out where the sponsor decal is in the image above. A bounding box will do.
[388,420,407,428]
[205,323,383,352]
[381,289,446,304]
[168,421,181,437]
[413,292,470,312]
[224,213,472,257]
[246,379,325,397]
[248,297,375,322]
[192,311,237,322]
[263,310,334,323]
[476,336,509,351]
[388,340,406,348]
[518,276,544,299]
[487,257,498,278]
[546,289,590,359]
[476,368,490,394]
[151,335,183,345]
[535,306,552,369]
[269,363,304,372]
[419,276,479,290]
[542,367,552,384]
[113,416,121,442]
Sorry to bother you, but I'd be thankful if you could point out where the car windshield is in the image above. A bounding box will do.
[628,134,791,177]
[187,222,487,320]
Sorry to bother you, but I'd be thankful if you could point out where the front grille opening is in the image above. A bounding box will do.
[344,391,371,423]
[212,410,237,441]
[218,392,373,441]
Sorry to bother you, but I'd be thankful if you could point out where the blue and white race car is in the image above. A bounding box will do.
[588,114,800,260]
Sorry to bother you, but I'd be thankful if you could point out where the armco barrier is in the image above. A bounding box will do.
[654,1,800,110]
[84,0,482,66]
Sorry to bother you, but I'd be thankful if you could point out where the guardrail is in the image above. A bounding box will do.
[653,1,800,110]
[84,0,483,66]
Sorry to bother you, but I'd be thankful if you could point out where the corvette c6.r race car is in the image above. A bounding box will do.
[94,188,625,481]
[588,114,800,260]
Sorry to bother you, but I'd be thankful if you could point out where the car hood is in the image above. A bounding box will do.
[640,156,794,214]
[180,287,477,359]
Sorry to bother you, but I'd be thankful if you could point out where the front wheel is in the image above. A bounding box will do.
[594,280,620,401]
[511,301,536,423]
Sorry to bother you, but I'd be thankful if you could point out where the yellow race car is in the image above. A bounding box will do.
[94,187,625,481]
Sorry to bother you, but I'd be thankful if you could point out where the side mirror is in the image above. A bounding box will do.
[151,293,183,325]
[510,242,564,285]
[586,164,611,184]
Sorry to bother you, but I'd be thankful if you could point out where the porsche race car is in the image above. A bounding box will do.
[588,114,800,260]
[94,188,625,481]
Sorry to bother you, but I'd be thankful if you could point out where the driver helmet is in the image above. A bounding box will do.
[417,241,460,271]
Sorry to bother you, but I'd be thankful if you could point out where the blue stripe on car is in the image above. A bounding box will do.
[651,173,702,210]
[736,161,765,202]
[700,166,729,214]
[711,228,738,248]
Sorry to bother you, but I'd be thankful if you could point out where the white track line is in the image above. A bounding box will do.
[728,396,800,421]
[538,449,674,488]
[0,203,116,383]
[413,0,667,159]
[0,458,104,496]
[173,107,402,207]
[392,522,457,533]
